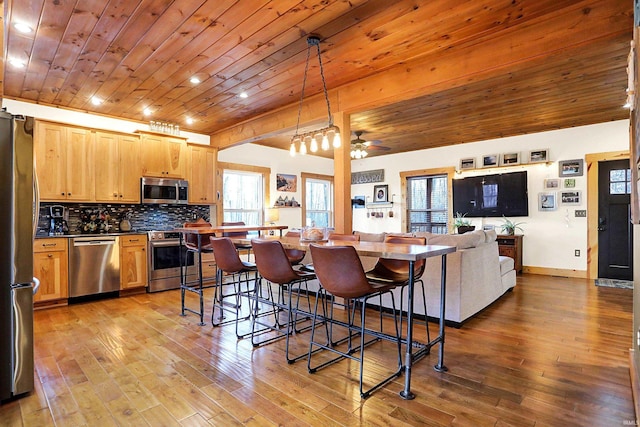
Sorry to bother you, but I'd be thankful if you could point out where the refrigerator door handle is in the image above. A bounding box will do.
[32,277,40,295]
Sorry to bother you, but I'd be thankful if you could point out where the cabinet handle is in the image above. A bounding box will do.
[61,192,65,196]
[67,193,71,196]
[113,193,118,197]
[47,254,52,258]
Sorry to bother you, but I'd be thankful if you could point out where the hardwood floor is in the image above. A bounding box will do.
[0,274,634,426]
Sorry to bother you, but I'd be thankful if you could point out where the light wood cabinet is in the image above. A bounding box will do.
[35,121,94,201]
[120,234,148,290]
[95,131,141,203]
[33,238,68,303]
[140,132,188,178]
[188,144,217,204]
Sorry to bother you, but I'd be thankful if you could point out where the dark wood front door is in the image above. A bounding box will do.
[598,159,633,280]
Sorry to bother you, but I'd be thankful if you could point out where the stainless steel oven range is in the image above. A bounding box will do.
[147,231,198,292]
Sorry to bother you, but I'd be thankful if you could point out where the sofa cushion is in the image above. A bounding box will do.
[499,255,515,275]
[354,231,386,242]
[427,232,483,249]
[484,229,497,243]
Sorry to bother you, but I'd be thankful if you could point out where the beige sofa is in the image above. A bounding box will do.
[354,229,516,326]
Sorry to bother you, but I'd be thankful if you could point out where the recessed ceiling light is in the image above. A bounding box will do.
[13,22,33,34]
[239,92,248,99]
[143,107,152,116]
[186,117,194,125]
[91,96,102,106]
[8,58,25,68]
[190,76,200,84]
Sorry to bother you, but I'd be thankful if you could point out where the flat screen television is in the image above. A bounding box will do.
[452,171,528,217]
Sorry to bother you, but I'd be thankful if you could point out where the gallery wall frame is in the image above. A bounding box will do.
[560,190,581,205]
[559,159,584,177]
[501,152,520,166]
[538,192,557,211]
[373,184,388,202]
[482,154,499,167]
[529,148,549,163]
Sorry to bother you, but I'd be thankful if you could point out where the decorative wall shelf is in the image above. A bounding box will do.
[366,202,393,209]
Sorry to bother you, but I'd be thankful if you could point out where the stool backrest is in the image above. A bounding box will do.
[251,239,300,284]
[328,233,360,242]
[183,219,212,250]
[209,237,247,273]
[377,236,427,278]
[221,221,248,238]
[309,244,374,299]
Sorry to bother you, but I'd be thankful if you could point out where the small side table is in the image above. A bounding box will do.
[497,234,523,273]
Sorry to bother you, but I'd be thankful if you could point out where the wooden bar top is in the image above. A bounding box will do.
[173,225,288,235]
[231,235,456,261]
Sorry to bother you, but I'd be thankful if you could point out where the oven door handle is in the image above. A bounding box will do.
[149,240,181,248]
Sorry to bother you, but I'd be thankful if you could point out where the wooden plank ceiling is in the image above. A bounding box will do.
[3,0,633,157]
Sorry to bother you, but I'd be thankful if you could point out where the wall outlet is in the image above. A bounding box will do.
[574,249,580,257]
[575,210,587,217]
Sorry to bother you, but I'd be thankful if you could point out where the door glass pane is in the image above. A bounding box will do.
[609,168,631,195]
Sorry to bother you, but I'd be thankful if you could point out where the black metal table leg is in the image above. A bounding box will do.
[434,254,448,373]
[399,260,416,400]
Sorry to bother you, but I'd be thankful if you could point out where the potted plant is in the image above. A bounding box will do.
[500,216,525,235]
[453,212,475,234]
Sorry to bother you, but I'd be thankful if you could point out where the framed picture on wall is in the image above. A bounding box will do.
[459,157,476,170]
[544,178,560,189]
[501,152,520,166]
[560,190,581,205]
[482,154,499,167]
[564,178,576,188]
[538,192,557,211]
[373,184,388,202]
[559,159,584,177]
[529,149,549,163]
[276,173,297,192]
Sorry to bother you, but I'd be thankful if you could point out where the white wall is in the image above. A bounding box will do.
[3,99,210,145]
[217,143,334,229]
[351,120,630,272]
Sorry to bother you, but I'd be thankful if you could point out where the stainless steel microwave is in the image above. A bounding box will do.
[141,177,188,204]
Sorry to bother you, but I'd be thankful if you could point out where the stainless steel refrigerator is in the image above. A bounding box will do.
[0,112,38,401]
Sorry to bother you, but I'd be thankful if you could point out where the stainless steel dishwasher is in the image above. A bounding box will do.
[69,236,120,298]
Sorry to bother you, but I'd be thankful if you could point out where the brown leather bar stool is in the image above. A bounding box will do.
[180,219,216,325]
[209,237,258,337]
[365,235,429,342]
[283,231,306,265]
[307,243,402,399]
[250,238,316,363]
[221,221,253,261]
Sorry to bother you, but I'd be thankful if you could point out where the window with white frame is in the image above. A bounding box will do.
[223,170,264,225]
[302,173,333,228]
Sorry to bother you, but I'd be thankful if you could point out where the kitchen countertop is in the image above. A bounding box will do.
[36,231,149,239]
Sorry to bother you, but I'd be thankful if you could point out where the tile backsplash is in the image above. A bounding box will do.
[37,203,211,237]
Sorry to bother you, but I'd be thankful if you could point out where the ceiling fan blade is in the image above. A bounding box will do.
[367,145,390,151]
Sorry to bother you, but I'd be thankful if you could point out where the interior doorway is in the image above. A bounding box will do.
[597,159,634,280]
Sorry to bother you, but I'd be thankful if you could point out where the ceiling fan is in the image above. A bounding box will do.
[350,131,390,159]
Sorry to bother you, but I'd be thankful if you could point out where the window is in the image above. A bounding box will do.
[609,168,631,195]
[407,174,448,234]
[302,173,333,228]
[222,170,264,225]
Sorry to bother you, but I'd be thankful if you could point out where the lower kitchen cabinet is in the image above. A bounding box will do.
[33,238,69,305]
[120,234,148,290]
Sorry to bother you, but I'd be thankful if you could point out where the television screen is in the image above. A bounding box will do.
[453,171,528,217]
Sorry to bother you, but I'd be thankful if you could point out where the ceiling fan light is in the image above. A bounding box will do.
[362,150,368,158]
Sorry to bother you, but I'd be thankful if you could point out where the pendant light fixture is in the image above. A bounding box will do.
[290,36,341,156]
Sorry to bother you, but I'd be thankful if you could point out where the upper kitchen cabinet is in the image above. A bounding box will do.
[35,121,94,202]
[95,131,142,203]
[140,132,188,178]
[188,144,217,204]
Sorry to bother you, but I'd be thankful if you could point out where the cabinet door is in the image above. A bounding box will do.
[189,145,217,204]
[120,244,148,289]
[118,134,142,203]
[141,134,166,177]
[65,127,94,201]
[34,122,67,201]
[33,244,68,302]
[94,131,120,202]
[164,136,187,178]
